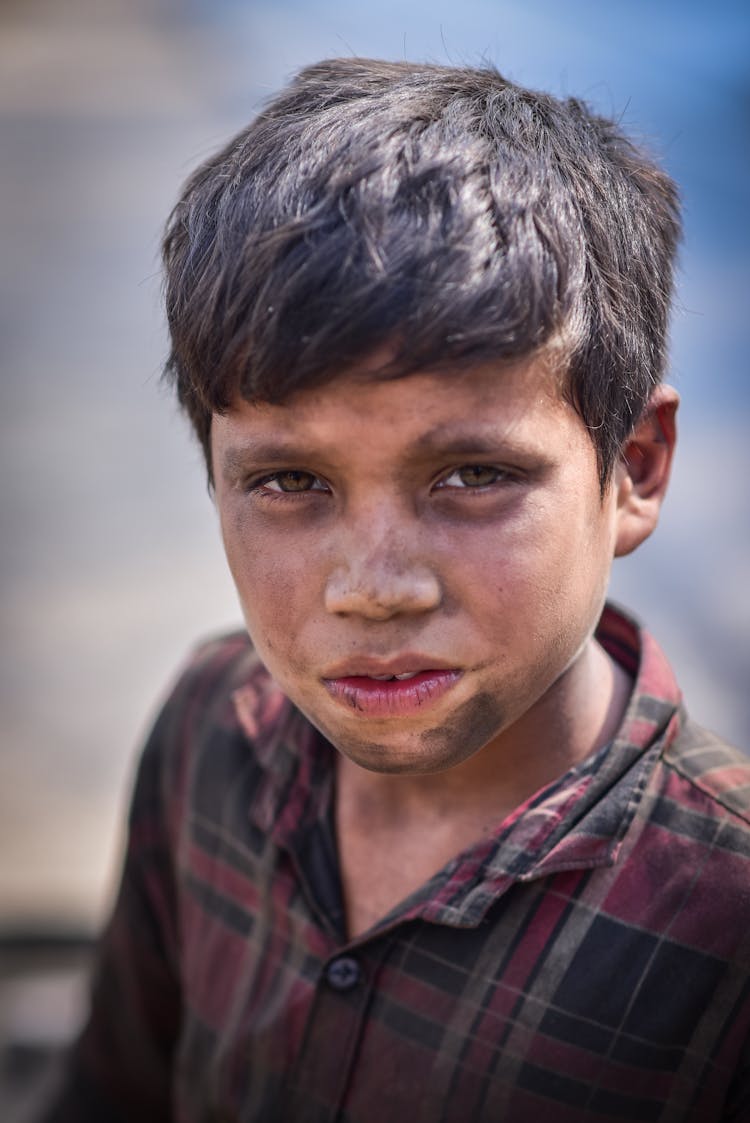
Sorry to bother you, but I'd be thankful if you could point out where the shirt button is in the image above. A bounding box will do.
[325,956,362,991]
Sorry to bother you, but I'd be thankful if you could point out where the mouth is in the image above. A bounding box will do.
[323,653,456,678]
[322,668,462,716]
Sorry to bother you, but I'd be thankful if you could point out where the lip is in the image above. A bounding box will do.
[323,668,462,717]
[323,654,457,679]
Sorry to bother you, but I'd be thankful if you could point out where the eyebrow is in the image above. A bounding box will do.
[412,429,514,457]
[410,421,544,460]
[220,422,543,478]
[221,444,312,478]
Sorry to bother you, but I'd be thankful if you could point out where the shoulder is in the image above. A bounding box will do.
[662,717,750,828]
[147,629,270,744]
[168,628,264,702]
[134,629,293,813]
[621,720,750,964]
[634,716,750,907]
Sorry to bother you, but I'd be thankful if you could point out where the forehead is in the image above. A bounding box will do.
[211,355,588,473]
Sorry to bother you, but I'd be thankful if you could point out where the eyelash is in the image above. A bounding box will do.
[436,465,513,490]
[253,470,327,495]
[245,465,517,500]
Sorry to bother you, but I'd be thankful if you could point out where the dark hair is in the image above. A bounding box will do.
[162,57,681,486]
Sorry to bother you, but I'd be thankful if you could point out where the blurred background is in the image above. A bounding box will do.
[1,0,748,1116]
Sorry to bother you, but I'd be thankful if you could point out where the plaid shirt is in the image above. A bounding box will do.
[45,605,750,1123]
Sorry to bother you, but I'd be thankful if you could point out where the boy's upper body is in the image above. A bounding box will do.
[43,58,750,1122]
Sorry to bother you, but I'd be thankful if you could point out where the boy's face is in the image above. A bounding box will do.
[212,356,626,775]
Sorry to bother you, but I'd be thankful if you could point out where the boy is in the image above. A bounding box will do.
[45,59,750,1121]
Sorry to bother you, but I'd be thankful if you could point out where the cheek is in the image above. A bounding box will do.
[222,516,316,659]
[443,505,568,595]
[452,499,612,634]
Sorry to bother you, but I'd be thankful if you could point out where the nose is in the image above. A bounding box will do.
[324,529,442,621]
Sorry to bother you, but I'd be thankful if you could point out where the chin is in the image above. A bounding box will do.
[340,739,469,776]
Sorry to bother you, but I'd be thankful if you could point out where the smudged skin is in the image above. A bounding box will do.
[211,354,676,795]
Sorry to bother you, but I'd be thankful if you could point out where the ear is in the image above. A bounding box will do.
[614,385,679,558]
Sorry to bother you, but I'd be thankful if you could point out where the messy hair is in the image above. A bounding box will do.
[162,57,681,485]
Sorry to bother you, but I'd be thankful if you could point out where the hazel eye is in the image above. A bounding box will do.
[440,465,508,489]
[263,470,325,493]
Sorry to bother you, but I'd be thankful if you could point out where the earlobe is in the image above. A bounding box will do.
[614,385,679,558]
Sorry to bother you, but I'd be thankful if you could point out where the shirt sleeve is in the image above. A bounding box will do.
[38,702,183,1123]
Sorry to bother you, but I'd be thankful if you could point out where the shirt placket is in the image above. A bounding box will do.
[273,809,393,1122]
[280,938,393,1123]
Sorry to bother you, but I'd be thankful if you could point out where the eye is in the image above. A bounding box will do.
[258,470,327,493]
[438,465,510,489]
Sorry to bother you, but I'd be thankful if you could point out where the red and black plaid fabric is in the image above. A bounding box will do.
[45,605,750,1122]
